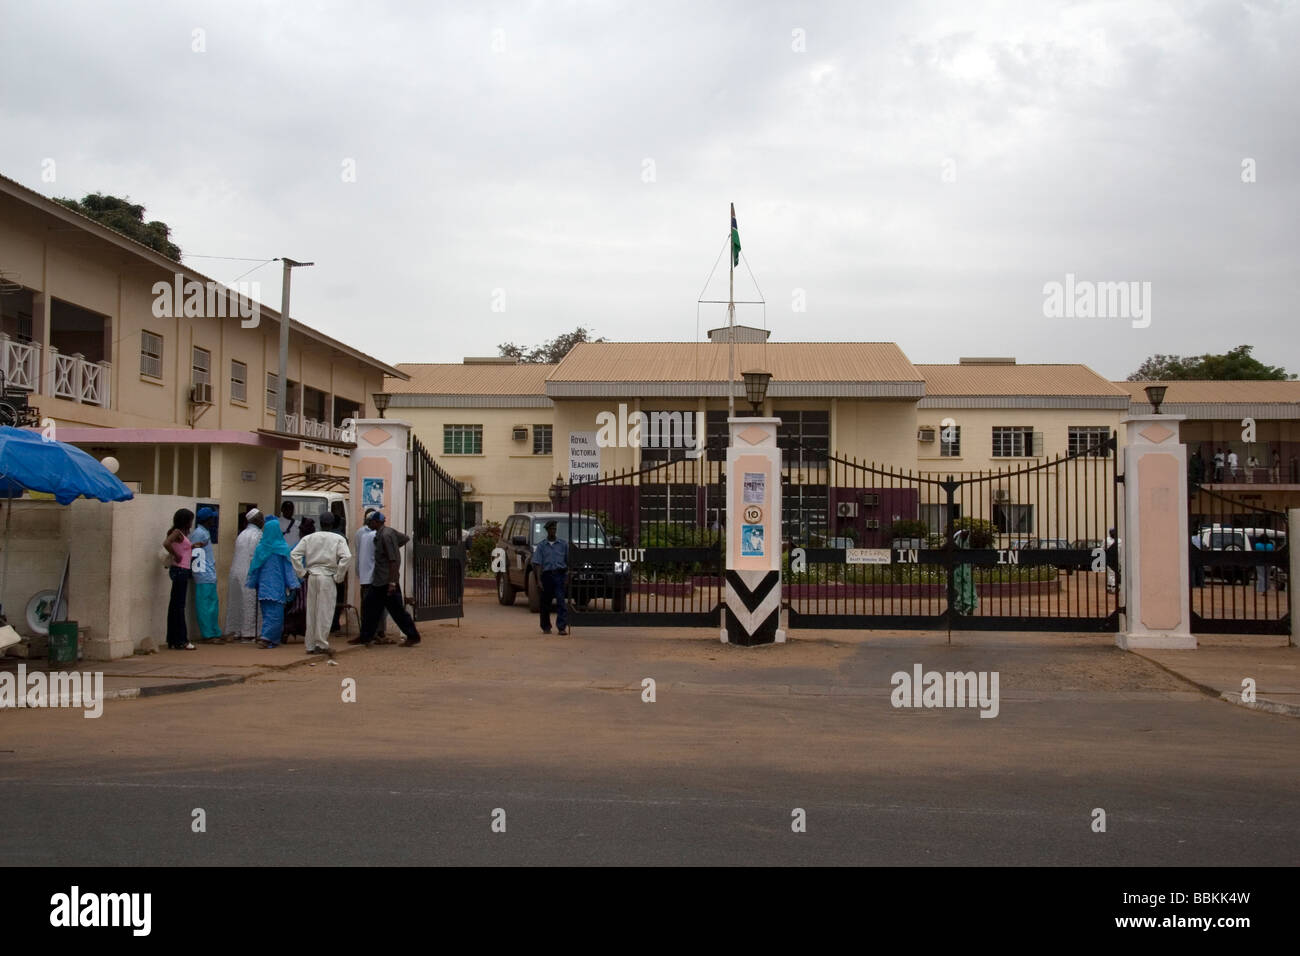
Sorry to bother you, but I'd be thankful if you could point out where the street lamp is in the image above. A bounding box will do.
[741,369,771,414]
[1144,384,1168,415]
[372,392,391,418]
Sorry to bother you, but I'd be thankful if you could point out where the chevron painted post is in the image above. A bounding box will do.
[723,417,785,645]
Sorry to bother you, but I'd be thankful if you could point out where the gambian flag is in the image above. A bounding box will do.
[731,203,741,267]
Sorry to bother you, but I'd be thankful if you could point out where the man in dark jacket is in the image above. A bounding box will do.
[350,512,423,647]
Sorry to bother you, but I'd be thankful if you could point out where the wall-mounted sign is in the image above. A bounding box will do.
[742,524,765,557]
[362,477,385,508]
[846,548,892,564]
[240,471,257,482]
[743,472,766,504]
[743,504,763,524]
[568,431,600,483]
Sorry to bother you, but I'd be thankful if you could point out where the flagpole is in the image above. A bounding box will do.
[728,202,736,419]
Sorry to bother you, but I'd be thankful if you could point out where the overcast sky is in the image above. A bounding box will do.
[2,0,1296,379]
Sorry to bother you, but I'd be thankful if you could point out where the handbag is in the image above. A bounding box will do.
[158,544,174,568]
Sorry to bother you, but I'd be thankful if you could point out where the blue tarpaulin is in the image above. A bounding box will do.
[0,426,134,504]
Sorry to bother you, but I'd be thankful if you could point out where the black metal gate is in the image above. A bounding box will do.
[1189,484,1289,634]
[560,457,724,626]
[784,434,1121,631]
[408,435,464,621]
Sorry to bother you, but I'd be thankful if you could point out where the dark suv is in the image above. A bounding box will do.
[496,512,631,613]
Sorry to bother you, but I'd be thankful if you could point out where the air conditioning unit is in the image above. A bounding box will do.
[864,518,881,529]
[917,427,936,442]
[992,489,1011,504]
[191,382,213,405]
[512,426,528,441]
[459,481,474,494]
[305,463,326,476]
[837,502,858,518]
[862,493,880,507]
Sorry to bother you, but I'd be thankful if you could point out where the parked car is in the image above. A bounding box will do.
[1194,526,1288,585]
[495,512,631,613]
[281,490,348,532]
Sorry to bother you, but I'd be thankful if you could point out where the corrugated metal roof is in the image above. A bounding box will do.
[1114,380,1300,404]
[917,363,1127,397]
[548,342,923,384]
[388,363,556,395]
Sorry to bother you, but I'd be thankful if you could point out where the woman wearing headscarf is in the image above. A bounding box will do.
[189,507,224,643]
[245,517,301,649]
[162,508,196,650]
[227,508,264,641]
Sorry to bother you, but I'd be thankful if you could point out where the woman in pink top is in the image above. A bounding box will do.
[163,508,196,650]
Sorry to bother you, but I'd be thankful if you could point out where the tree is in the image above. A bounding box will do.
[499,326,605,364]
[1126,345,1294,381]
[55,193,182,260]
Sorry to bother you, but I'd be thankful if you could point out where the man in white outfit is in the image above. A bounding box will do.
[227,509,264,641]
[290,520,352,655]
[354,508,389,640]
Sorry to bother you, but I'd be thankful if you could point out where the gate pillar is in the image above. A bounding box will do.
[1117,413,1195,649]
[348,418,413,606]
[722,417,784,645]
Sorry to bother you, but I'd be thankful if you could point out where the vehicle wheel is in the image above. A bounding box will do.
[612,589,627,613]
[496,573,517,606]
[527,571,541,613]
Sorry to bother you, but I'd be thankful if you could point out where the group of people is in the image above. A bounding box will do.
[161,502,423,653]
[1193,448,1283,484]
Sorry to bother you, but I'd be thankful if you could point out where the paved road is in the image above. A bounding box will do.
[2,613,1296,865]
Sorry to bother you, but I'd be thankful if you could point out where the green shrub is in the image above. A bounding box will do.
[467,521,502,573]
[951,516,996,549]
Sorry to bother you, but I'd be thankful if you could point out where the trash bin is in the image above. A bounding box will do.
[48,621,78,665]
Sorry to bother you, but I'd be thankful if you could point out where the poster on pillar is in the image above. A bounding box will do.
[728,452,781,572]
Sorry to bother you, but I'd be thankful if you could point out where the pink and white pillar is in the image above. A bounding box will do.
[722,417,785,645]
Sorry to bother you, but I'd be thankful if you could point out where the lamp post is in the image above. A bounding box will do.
[741,369,771,415]
[373,392,391,419]
[1144,384,1167,415]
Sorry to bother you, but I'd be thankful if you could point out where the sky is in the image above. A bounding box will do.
[1,0,1296,380]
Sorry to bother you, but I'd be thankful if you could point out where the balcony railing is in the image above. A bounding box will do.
[284,412,351,456]
[0,333,40,393]
[0,336,110,409]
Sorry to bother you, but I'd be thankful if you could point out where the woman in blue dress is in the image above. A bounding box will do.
[245,518,301,648]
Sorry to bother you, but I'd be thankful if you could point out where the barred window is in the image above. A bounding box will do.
[444,424,483,455]
[992,426,1039,457]
[140,331,163,378]
[230,360,247,402]
[776,410,830,467]
[639,483,697,524]
[993,504,1034,534]
[1068,426,1111,457]
[265,372,278,411]
[532,424,552,455]
[191,347,211,388]
[940,424,961,457]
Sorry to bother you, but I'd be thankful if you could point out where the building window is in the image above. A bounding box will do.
[1068,426,1111,457]
[993,504,1034,535]
[639,409,702,463]
[444,424,483,455]
[266,372,278,411]
[783,483,829,543]
[640,483,697,524]
[704,408,758,460]
[513,501,552,514]
[776,410,831,467]
[140,331,163,378]
[992,426,1039,458]
[532,424,552,455]
[191,347,211,389]
[940,424,961,457]
[230,360,247,402]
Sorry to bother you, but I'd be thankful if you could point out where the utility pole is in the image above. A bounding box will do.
[273,257,313,514]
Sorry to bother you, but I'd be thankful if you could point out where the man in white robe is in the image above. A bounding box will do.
[290,521,352,655]
[227,509,264,641]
